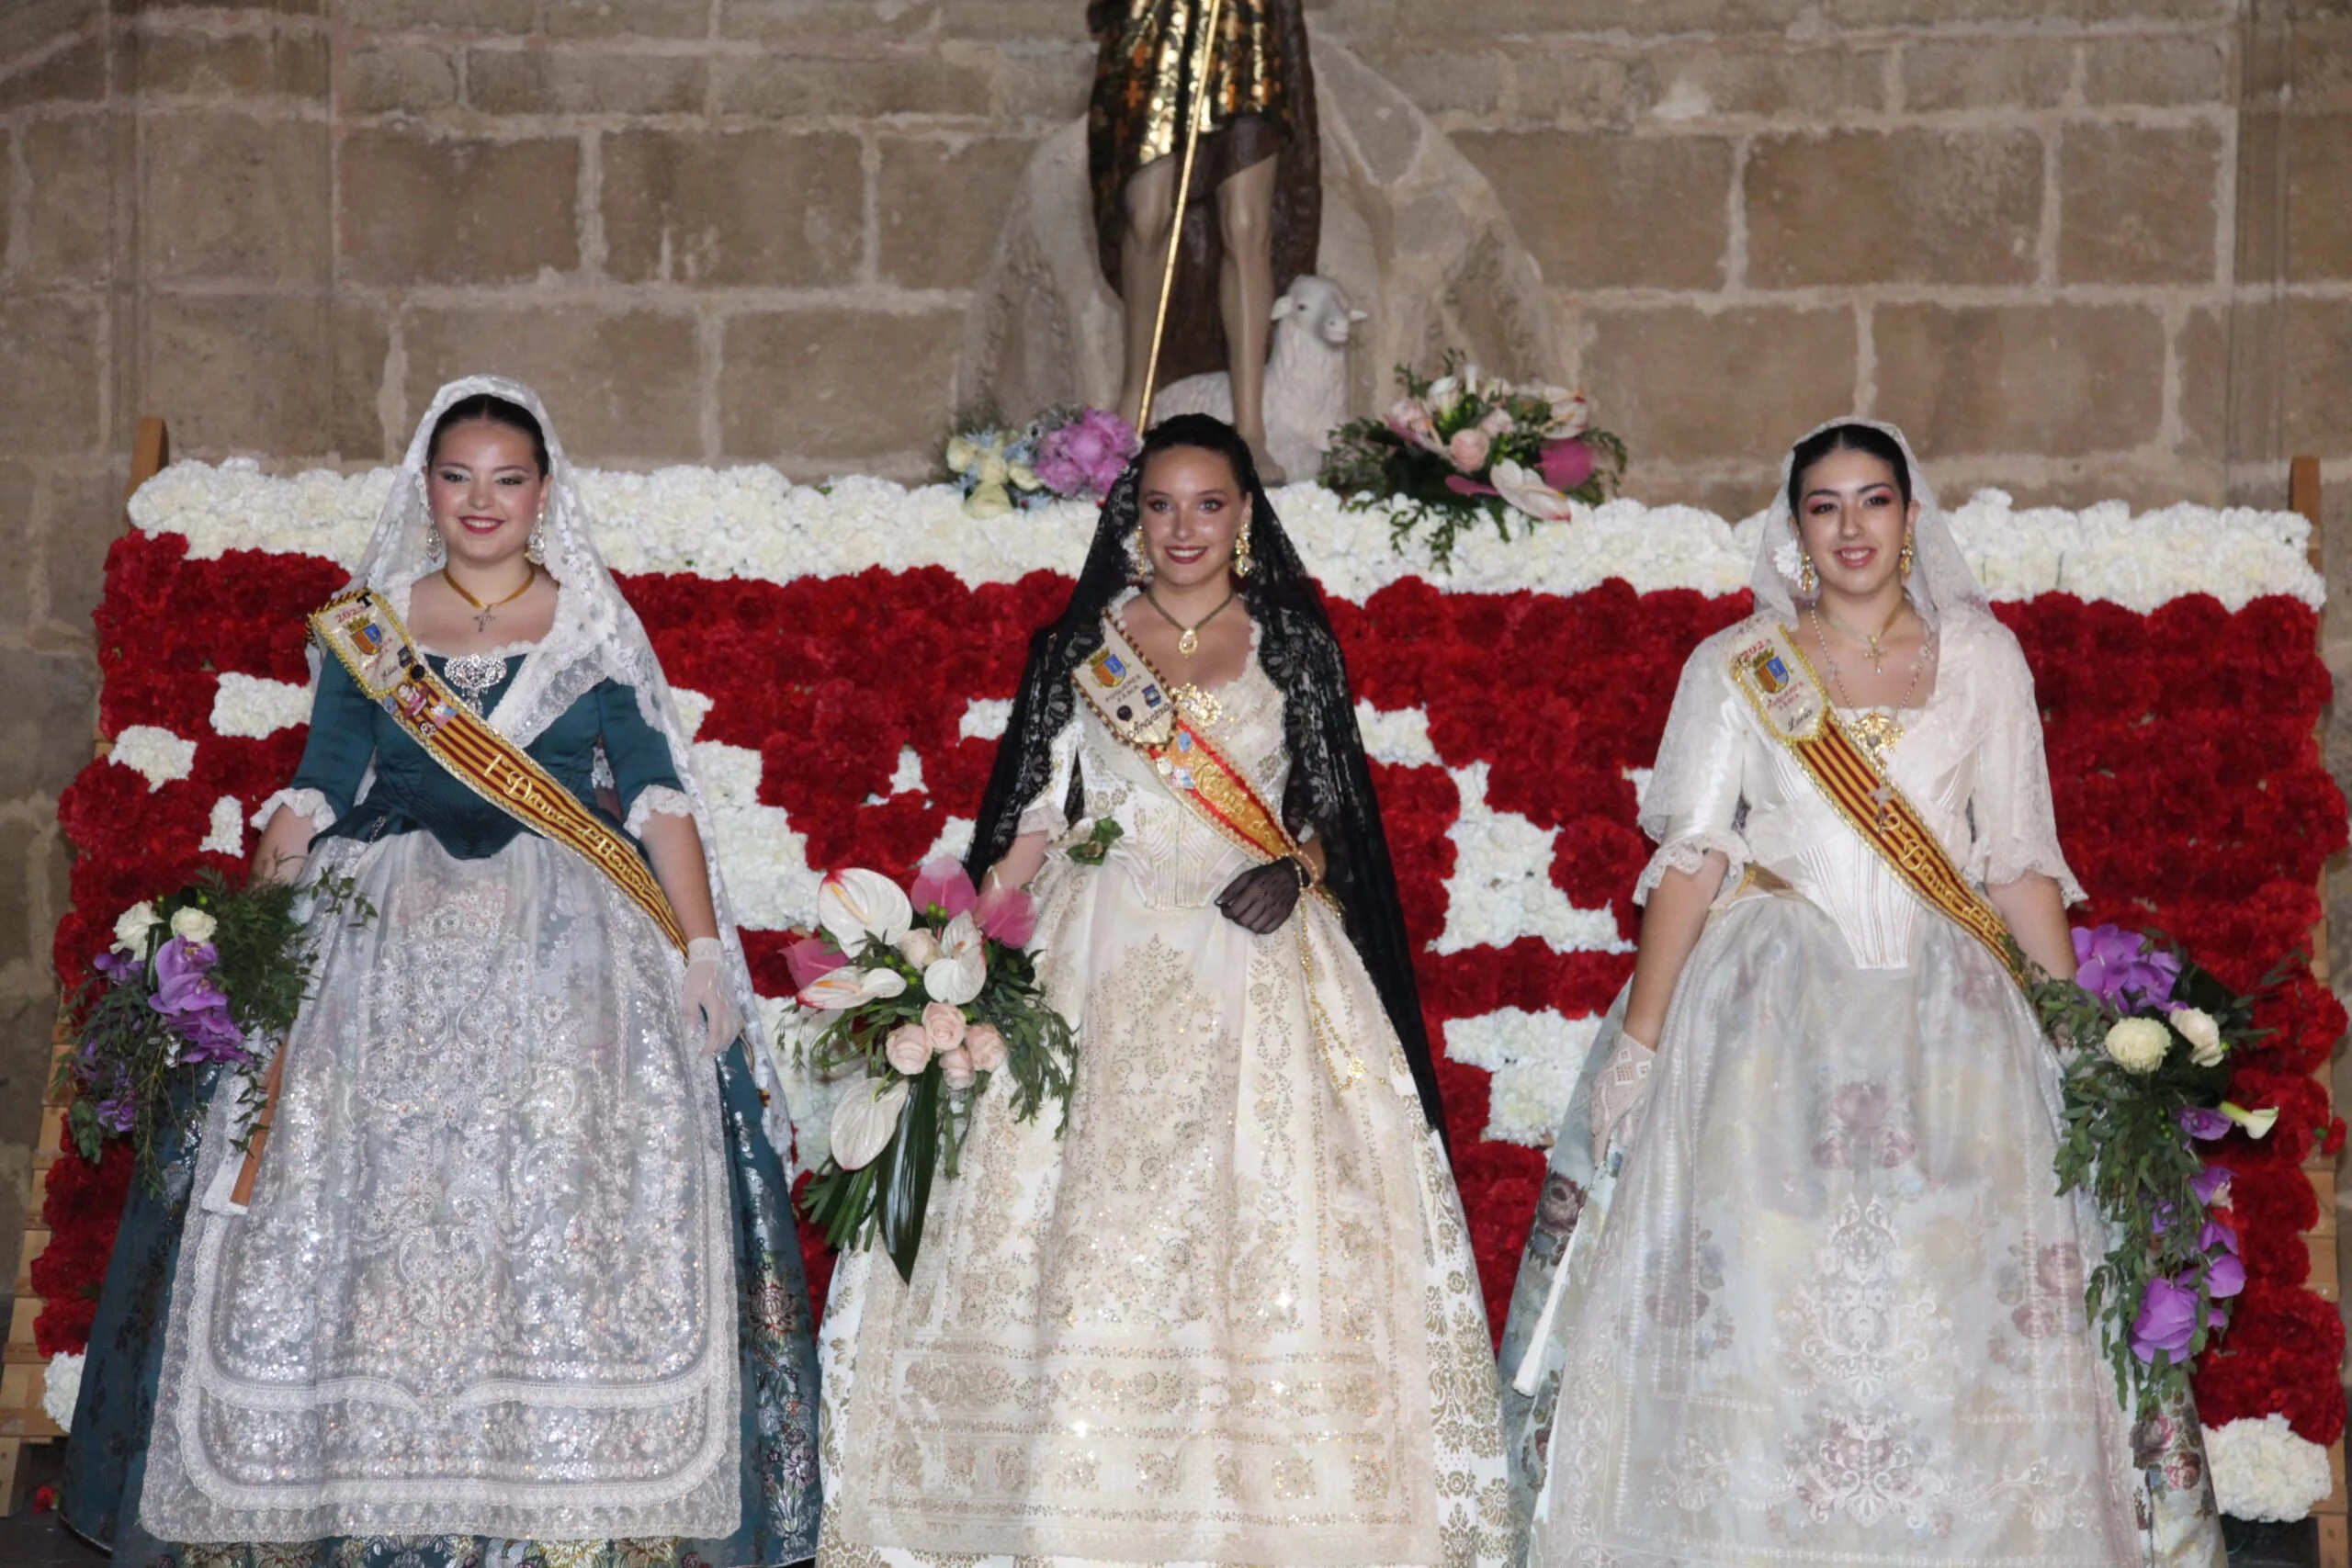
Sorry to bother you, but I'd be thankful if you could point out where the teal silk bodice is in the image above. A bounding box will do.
[290,650,684,859]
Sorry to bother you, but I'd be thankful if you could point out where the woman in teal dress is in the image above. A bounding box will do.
[59,376,821,1568]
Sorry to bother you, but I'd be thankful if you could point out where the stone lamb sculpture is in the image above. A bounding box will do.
[1151,275,1368,483]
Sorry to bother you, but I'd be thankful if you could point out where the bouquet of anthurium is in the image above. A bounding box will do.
[2029,924,2283,1417]
[60,871,372,1189]
[789,860,1077,1280]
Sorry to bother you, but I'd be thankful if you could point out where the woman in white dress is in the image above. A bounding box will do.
[818,413,1511,1566]
[1498,420,2222,1568]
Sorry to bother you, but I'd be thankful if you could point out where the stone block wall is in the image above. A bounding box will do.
[0,0,2348,1328]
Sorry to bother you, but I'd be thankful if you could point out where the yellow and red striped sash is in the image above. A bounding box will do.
[1728,623,2023,986]
[311,588,687,953]
[1070,615,1321,877]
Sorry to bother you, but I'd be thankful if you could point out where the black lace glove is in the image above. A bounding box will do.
[1216,858,1310,935]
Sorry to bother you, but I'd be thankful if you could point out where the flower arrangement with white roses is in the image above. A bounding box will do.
[2027,925,2285,1420]
[1320,354,1627,568]
[62,871,372,1190]
[788,860,1078,1280]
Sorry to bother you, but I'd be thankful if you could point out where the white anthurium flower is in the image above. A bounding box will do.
[831,1077,910,1172]
[113,901,161,953]
[795,964,909,1011]
[922,911,988,1006]
[944,434,979,474]
[1490,460,1577,524]
[2220,1100,2278,1138]
[1008,462,1041,492]
[816,868,912,956]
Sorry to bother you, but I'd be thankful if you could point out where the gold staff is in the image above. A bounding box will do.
[1136,0,1227,433]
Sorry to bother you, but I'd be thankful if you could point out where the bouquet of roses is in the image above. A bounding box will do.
[59,870,373,1190]
[944,405,1138,520]
[2028,924,2284,1416]
[788,860,1077,1280]
[1321,353,1627,567]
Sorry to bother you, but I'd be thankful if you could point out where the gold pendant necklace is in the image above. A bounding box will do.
[1808,604,1935,791]
[443,564,537,633]
[1144,583,1237,659]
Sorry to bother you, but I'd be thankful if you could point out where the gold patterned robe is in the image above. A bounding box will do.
[818,626,1510,1567]
[1087,0,1321,388]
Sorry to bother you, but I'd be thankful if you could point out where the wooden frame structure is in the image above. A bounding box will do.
[0,418,169,1511]
[0,426,2338,1542]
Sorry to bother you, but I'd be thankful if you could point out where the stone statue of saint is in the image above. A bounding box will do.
[1088,0,1320,479]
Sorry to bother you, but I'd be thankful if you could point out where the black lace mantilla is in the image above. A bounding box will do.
[966,422,1451,1154]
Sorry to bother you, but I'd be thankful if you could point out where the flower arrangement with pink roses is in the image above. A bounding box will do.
[787,859,1077,1280]
[1321,354,1627,568]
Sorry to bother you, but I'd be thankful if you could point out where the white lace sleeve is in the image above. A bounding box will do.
[1633,635,1753,905]
[1016,715,1083,840]
[625,784,695,836]
[1963,617,2086,903]
[251,787,335,833]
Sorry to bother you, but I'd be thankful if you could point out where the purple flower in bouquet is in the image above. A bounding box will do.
[2131,1275,2208,1363]
[149,937,245,1064]
[2203,1249,2247,1300]
[2073,925,2182,1010]
[2199,1216,2241,1258]
[1033,410,1137,502]
[2192,1165,2233,1208]
[94,948,142,987]
[2177,1105,2232,1141]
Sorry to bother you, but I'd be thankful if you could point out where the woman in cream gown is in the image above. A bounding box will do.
[1498,420,2223,1568]
[818,415,1510,1567]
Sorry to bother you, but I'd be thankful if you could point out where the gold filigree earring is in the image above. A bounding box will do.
[1799,553,1816,596]
[1899,534,1915,580]
[1233,519,1254,580]
[1125,526,1152,585]
[526,512,548,566]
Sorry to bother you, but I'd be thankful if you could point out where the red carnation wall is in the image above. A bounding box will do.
[47,532,2346,1444]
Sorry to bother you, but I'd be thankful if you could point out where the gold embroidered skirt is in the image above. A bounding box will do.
[817,848,1509,1566]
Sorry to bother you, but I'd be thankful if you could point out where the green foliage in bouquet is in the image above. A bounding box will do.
[60,871,374,1191]
[2025,925,2284,1416]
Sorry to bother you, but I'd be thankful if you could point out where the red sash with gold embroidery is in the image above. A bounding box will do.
[1071,616,1334,903]
[1728,622,2024,986]
[311,588,687,953]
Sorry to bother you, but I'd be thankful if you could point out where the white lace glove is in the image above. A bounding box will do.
[682,937,743,1057]
[1588,1029,1657,1168]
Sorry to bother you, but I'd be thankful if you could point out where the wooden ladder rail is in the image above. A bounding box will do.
[2290,455,2351,1568]
[0,418,169,1514]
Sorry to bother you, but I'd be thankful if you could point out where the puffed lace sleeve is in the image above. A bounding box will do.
[1964,618,2086,904]
[1634,636,1753,905]
[1016,713,1083,840]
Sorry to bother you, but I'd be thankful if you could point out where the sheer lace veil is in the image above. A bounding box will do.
[1642,419,1989,861]
[343,376,782,1142]
[1749,416,1986,626]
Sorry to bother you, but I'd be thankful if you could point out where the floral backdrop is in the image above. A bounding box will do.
[36,466,2348,1517]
